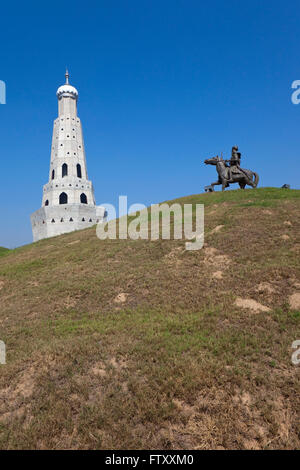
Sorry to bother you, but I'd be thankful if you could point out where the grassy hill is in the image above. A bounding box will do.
[0,187,299,449]
[0,247,9,257]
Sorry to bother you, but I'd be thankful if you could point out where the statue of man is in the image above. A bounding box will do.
[230,146,241,170]
[226,146,242,180]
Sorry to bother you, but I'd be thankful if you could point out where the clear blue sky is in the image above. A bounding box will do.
[1,0,299,248]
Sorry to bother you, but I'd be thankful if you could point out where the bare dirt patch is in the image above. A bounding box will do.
[114,293,128,303]
[163,246,184,270]
[211,225,225,234]
[109,356,128,371]
[204,246,231,268]
[256,282,277,294]
[90,363,107,377]
[28,281,39,287]
[212,271,223,279]
[64,296,77,308]
[173,398,195,418]
[289,293,300,310]
[235,297,271,313]
[12,367,36,399]
[164,247,183,259]
[0,366,36,425]
[164,247,184,265]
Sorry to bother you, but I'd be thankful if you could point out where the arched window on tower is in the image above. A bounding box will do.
[77,164,82,178]
[59,192,68,205]
[45,200,49,206]
[51,169,55,180]
[80,193,87,204]
[62,163,68,178]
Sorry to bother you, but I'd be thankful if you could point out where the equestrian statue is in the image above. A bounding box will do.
[204,146,259,191]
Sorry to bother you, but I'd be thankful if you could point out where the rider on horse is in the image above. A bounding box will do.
[225,146,246,181]
[204,146,259,191]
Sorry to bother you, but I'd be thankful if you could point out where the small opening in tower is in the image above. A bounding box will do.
[77,164,82,178]
[59,192,68,204]
[45,200,49,206]
[69,218,73,222]
[80,193,87,204]
[82,218,85,222]
[51,169,55,180]
[51,219,55,223]
[62,163,68,178]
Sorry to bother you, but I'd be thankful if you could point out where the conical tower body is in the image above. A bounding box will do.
[31,71,105,241]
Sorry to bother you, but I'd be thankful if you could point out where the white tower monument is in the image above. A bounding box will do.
[31,71,105,242]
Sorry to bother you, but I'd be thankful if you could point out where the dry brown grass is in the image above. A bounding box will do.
[0,188,299,449]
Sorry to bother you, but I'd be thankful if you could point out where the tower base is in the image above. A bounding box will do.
[30,204,106,242]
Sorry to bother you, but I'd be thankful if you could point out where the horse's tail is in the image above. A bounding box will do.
[253,172,259,188]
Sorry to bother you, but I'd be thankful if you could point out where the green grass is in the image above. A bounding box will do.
[0,247,10,258]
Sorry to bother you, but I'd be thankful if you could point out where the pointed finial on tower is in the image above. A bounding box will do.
[57,69,78,99]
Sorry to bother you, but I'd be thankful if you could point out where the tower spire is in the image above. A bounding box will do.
[65,68,69,84]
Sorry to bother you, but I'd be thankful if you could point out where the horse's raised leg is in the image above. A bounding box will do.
[211,181,221,190]
[246,178,255,188]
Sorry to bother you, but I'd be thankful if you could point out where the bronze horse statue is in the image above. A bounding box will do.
[204,156,259,191]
